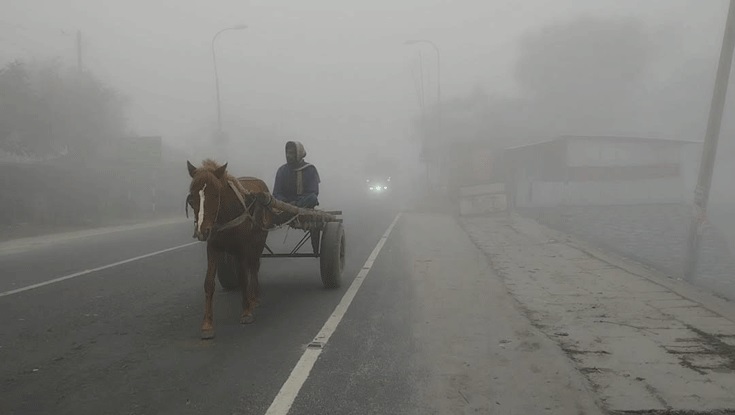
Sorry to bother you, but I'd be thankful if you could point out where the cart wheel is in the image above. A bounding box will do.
[217,253,240,290]
[320,222,345,289]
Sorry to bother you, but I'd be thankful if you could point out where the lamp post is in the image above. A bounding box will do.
[406,39,443,193]
[211,24,248,141]
[404,40,441,130]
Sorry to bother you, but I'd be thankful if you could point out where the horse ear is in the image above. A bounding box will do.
[214,163,228,179]
[187,160,197,178]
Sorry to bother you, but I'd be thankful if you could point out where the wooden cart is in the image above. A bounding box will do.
[216,193,345,290]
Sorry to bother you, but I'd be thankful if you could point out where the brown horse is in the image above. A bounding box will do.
[186,159,272,339]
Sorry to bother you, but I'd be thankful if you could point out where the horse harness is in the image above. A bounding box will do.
[186,179,310,236]
[186,180,258,235]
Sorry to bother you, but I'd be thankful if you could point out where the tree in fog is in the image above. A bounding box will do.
[0,61,37,155]
[0,59,128,161]
[413,15,656,161]
[514,16,652,135]
[431,87,533,148]
[647,58,716,139]
[413,86,528,155]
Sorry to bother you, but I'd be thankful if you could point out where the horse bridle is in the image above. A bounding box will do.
[185,181,255,236]
[185,187,221,230]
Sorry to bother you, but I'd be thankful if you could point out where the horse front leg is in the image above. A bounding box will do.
[201,246,220,339]
[239,257,255,324]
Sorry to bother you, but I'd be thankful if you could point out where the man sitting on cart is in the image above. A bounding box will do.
[273,140,323,254]
[273,140,320,209]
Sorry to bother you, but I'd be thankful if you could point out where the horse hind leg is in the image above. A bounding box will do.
[246,256,263,318]
[252,278,260,308]
[251,255,262,308]
[251,235,266,308]
[238,258,255,324]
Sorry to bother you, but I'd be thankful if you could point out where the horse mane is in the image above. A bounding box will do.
[190,159,235,192]
[192,159,269,198]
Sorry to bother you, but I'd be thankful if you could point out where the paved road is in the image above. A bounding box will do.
[0,201,600,414]
[0,200,399,415]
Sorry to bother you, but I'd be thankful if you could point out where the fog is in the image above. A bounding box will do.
[3,1,727,157]
[2,1,734,287]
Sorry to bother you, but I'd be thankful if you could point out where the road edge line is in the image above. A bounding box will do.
[0,242,199,298]
[0,217,189,255]
[264,212,402,415]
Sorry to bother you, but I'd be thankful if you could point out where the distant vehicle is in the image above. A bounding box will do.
[362,156,398,198]
[365,175,392,196]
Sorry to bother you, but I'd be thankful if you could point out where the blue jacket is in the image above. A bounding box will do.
[273,162,320,203]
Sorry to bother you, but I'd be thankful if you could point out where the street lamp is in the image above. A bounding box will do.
[404,40,441,129]
[211,24,248,140]
[406,39,443,193]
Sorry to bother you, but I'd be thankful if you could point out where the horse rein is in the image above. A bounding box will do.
[211,181,257,234]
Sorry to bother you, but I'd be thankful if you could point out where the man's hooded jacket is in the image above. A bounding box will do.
[273,141,320,203]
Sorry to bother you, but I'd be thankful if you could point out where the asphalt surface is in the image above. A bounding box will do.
[0,199,602,414]
[0,200,399,415]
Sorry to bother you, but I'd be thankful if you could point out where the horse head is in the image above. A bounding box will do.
[187,159,228,241]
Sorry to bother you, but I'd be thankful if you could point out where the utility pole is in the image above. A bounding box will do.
[684,0,735,279]
[211,24,248,143]
[414,51,431,193]
[76,30,82,72]
[405,40,442,191]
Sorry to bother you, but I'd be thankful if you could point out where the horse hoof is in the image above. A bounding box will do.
[240,315,255,325]
[201,329,215,340]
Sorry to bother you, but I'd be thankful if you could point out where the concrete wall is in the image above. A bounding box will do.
[458,183,507,216]
[567,138,685,167]
[527,178,686,207]
[509,138,701,208]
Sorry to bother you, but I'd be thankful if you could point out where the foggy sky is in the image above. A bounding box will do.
[1,0,729,162]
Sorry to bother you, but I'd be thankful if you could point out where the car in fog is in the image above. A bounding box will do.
[365,175,392,197]
[361,156,398,200]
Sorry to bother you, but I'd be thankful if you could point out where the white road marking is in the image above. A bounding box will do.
[265,213,402,415]
[0,217,188,255]
[0,242,199,298]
